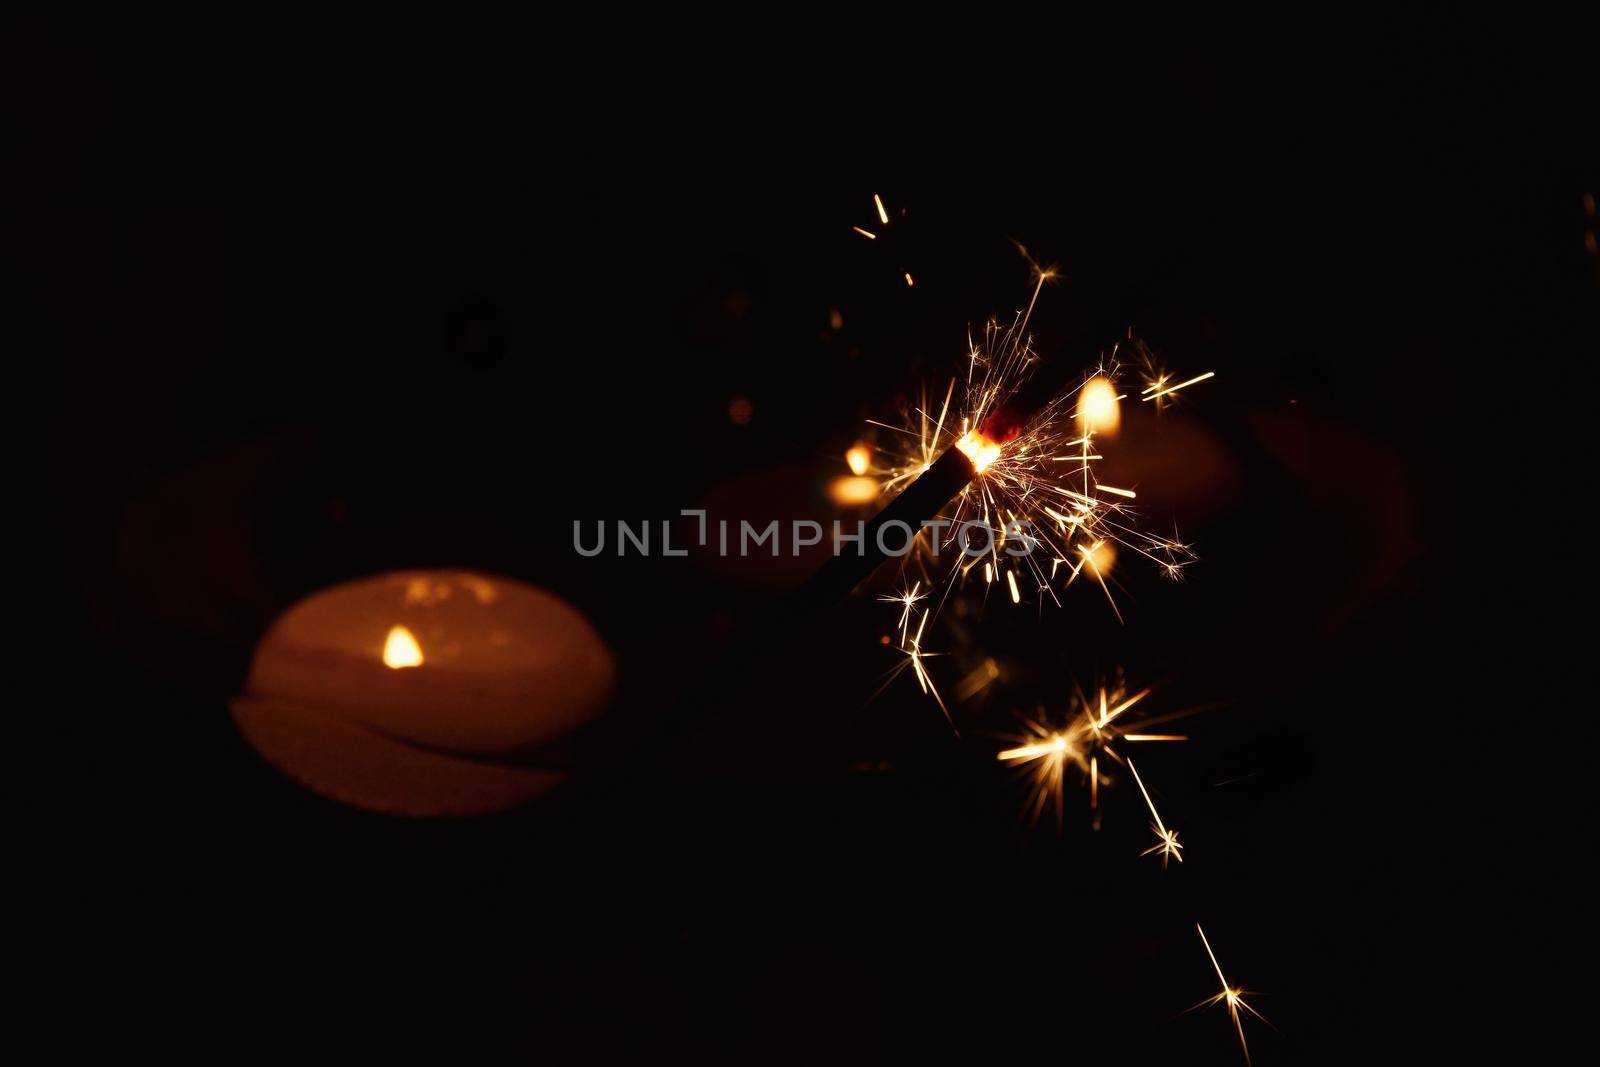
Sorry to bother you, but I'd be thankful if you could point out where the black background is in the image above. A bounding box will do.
[26,12,1595,1062]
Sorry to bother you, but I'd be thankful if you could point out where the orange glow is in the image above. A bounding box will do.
[845,442,873,476]
[382,625,423,669]
[828,474,880,506]
[955,429,1002,473]
[1076,376,1121,434]
[1080,540,1116,576]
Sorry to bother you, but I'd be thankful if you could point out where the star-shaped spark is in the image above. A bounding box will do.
[996,726,1079,830]
[879,607,955,734]
[877,580,926,645]
[1127,757,1183,867]
[1141,369,1217,411]
[996,679,1191,832]
[1191,924,1269,1066]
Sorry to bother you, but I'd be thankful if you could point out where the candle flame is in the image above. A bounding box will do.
[382,625,423,669]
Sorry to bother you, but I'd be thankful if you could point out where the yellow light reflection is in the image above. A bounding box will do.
[845,442,873,476]
[1075,376,1121,434]
[829,475,880,506]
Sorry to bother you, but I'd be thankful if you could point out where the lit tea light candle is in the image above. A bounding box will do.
[231,569,615,816]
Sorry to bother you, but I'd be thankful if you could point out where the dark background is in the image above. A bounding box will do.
[25,13,1594,1062]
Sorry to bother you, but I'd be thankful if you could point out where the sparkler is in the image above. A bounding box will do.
[842,204,1214,732]
[859,271,1210,724]
[865,271,1210,640]
[1192,923,1269,1065]
[836,207,1265,1055]
[584,197,1264,1057]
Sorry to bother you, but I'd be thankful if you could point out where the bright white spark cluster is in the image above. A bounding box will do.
[864,271,1211,635]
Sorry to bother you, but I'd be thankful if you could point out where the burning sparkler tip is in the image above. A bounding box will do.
[954,429,1001,473]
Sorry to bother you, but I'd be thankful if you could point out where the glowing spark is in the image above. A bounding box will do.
[874,193,890,225]
[1193,924,1269,1066]
[382,625,423,669]
[1141,370,1216,402]
[1006,568,1021,604]
[853,226,877,239]
[997,726,1076,829]
[996,677,1194,831]
[878,581,925,644]
[1127,757,1183,867]
[996,737,1066,761]
[1136,337,1217,411]
[868,379,954,496]
[905,271,915,287]
[996,678,1200,832]
[1098,686,1150,728]
[893,608,953,733]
